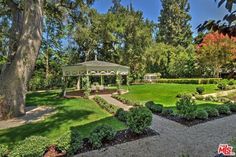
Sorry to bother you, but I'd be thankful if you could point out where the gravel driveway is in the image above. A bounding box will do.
[77,114,236,157]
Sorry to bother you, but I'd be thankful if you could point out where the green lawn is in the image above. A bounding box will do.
[122,83,219,107]
[0,91,125,145]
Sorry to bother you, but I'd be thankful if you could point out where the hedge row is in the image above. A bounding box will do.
[93,96,118,114]
[157,78,221,84]
[112,94,143,106]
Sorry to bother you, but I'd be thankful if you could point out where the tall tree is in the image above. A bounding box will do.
[157,0,192,47]
[0,0,94,119]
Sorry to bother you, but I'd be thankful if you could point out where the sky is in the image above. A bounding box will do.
[92,0,229,36]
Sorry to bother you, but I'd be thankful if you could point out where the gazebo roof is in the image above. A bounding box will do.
[62,60,130,76]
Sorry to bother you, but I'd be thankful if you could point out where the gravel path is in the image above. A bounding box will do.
[0,106,55,130]
[77,94,236,157]
[203,89,236,97]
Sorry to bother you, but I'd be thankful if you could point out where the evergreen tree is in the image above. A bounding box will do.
[157,0,193,47]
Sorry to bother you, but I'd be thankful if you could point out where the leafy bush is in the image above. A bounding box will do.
[93,96,118,114]
[89,125,116,148]
[217,82,227,90]
[217,105,231,115]
[161,109,174,116]
[127,107,152,134]
[56,129,82,156]
[8,136,50,157]
[176,94,197,120]
[227,103,236,112]
[196,87,205,95]
[196,110,208,120]
[0,144,8,157]
[115,108,128,122]
[145,101,163,113]
[205,107,219,117]
[228,80,234,85]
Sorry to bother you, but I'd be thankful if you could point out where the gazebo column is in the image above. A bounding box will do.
[100,75,104,86]
[77,76,81,90]
[62,76,68,97]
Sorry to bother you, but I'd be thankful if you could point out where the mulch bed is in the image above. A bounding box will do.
[66,89,117,97]
[77,128,158,154]
[155,112,236,127]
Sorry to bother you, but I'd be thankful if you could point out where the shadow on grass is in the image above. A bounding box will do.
[0,108,94,145]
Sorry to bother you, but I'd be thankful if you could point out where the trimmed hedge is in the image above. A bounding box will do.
[145,101,163,113]
[8,136,51,157]
[93,96,118,114]
[112,94,142,106]
[157,78,221,84]
[89,125,116,148]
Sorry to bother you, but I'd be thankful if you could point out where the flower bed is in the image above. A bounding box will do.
[93,96,119,114]
[112,94,143,106]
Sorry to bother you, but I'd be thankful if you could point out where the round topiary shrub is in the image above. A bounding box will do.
[205,107,219,117]
[115,108,128,122]
[196,87,205,95]
[196,110,208,120]
[145,101,163,113]
[127,107,152,134]
[217,105,232,115]
[89,125,117,148]
[8,136,51,157]
[56,129,82,155]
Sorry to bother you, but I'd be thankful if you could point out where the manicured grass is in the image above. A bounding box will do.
[122,83,218,107]
[0,91,125,145]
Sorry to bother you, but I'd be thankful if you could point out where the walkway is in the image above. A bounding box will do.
[78,94,236,157]
[203,89,236,97]
[0,106,55,130]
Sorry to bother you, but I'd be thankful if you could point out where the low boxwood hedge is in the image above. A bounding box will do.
[112,94,141,106]
[93,96,118,114]
[217,105,232,115]
[115,108,128,122]
[196,110,208,120]
[157,78,221,84]
[205,107,220,117]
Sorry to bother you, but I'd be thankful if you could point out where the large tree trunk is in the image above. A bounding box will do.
[0,0,43,120]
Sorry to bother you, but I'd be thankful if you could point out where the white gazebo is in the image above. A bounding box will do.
[62,59,130,96]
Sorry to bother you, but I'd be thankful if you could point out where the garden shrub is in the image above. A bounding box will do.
[196,87,205,95]
[217,82,227,90]
[217,105,231,115]
[0,144,8,157]
[176,94,197,120]
[161,109,174,116]
[127,107,152,134]
[227,103,236,112]
[205,107,219,117]
[145,101,163,113]
[8,136,50,157]
[205,95,218,102]
[228,80,234,86]
[115,108,128,122]
[56,129,82,156]
[89,125,116,148]
[196,110,208,120]
[93,96,118,114]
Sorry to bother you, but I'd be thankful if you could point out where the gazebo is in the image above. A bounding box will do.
[62,58,130,96]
